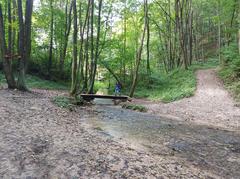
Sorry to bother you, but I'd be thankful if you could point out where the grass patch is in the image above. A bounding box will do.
[122,104,148,112]
[52,96,73,108]
[134,58,219,102]
[26,75,69,90]
[52,95,85,109]
[0,72,6,86]
[0,71,69,90]
[191,58,219,70]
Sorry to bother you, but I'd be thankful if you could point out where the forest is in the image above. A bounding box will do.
[0,0,239,100]
[1,0,240,178]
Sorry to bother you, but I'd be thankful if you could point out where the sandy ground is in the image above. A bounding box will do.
[0,89,212,178]
[135,69,240,131]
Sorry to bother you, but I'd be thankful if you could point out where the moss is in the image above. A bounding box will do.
[122,104,148,112]
[51,96,73,108]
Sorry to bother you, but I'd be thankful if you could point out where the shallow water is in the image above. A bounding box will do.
[88,105,240,178]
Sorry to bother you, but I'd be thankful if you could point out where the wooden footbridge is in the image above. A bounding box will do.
[80,94,129,102]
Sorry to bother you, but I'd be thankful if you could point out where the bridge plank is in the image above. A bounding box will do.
[80,94,129,101]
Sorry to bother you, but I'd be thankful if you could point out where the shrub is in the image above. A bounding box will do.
[122,104,148,112]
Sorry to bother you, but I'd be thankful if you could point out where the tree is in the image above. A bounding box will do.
[238,0,240,54]
[129,0,148,97]
[17,0,33,91]
[70,0,78,96]
[59,0,73,77]
[0,2,16,89]
[88,0,103,94]
[48,0,54,78]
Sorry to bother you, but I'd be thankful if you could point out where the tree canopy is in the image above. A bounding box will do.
[0,0,239,97]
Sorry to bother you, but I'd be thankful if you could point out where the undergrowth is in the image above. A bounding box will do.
[52,96,73,108]
[218,44,240,102]
[122,104,148,112]
[134,58,219,102]
[0,72,69,90]
[52,96,84,109]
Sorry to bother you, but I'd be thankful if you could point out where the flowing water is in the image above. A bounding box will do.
[88,103,240,178]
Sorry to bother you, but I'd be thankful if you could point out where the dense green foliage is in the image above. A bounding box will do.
[0,0,239,102]
[219,44,240,101]
[51,96,73,108]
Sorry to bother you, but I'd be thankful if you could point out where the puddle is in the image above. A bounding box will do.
[87,105,240,178]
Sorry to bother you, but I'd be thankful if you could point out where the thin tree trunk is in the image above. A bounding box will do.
[146,0,150,75]
[89,0,94,93]
[70,0,78,96]
[89,0,103,94]
[217,0,221,63]
[129,0,148,97]
[238,0,240,54]
[59,1,73,78]
[76,0,90,91]
[48,0,54,78]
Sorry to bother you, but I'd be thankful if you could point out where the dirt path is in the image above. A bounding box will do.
[0,69,240,178]
[138,69,240,131]
[0,89,212,178]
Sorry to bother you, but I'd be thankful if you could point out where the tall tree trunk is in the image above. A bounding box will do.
[217,0,221,63]
[16,0,33,91]
[24,0,33,69]
[88,0,103,94]
[146,0,150,75]
[129,0,148,97]
[59,1,73,78]
[76,0,90,91]
[123,1,127,83]
[8,0,12,58]
[17,0,27,90]
[83,10,90,92]
[238,0,240,54]
[89,0,94,93]
[48,0,54,78]
[238,29,240,55]
[0,3,16,89]
[70,0,78,96]
[12,0,17,57]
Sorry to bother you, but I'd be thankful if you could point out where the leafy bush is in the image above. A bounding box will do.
[0,72,6,85]
[52,96,72,108]
[52,96,84,109]
[222,44,240,78]
[219,43,240,102]
[30,50,72,81]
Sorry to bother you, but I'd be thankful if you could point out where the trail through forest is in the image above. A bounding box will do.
[0,69,240,178]
[0,89,211,178]
[138,69,240,131]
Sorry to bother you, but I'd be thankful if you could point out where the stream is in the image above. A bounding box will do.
[88,100,240,178]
